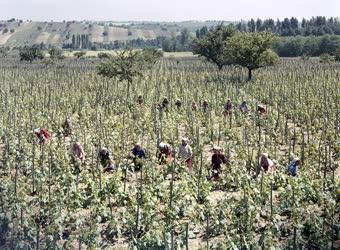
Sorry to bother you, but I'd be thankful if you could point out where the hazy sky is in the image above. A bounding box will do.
[1,0,338,21]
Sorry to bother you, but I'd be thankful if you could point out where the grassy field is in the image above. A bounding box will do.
[63,50,194,58]
[0,56,339,249]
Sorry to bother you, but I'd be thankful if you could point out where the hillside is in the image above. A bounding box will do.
[0,19,222,47]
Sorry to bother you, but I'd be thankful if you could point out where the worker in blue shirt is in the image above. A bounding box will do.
[129,143,147,170]
[288,157,300,177]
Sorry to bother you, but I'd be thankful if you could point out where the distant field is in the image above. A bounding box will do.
[63,50,195,58]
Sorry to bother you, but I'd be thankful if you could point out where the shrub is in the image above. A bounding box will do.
[19,45,44,62]
[335,47,340,62]
[48,47,65,60]
[74,51,86,59]
[319,53,335,63]
[97,52,112,59]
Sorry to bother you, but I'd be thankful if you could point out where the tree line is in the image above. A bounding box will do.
[62,34,92,50]
[234,16,340,36]
[58,16,340,56]
[62,30,192,52]
[273,35,340,57]
[193,25,279,80]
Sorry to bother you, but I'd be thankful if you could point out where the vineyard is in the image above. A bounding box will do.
[0,56,339,249]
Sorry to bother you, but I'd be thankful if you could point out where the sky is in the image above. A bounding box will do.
[0,0,339,22]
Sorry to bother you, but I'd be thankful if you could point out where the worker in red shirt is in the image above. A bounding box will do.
[34,128,50,145]
[210,146,228,180]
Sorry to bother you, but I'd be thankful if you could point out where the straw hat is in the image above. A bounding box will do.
[100,147,108,153]
[181,137,189,143]
[292,157,300,163]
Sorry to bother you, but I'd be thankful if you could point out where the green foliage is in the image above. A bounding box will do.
[97,48,162,84]
[226,31,279,80]
[141,48,163,66]
[48,47,64,60]
[319,53,335,63]
[97,49,144,83]
[97,52,112,59]
[0,54,338,249]
[19,45,44,62]
[0,47,9,58]
[73,51,86,59]
[301,54,310,61]
[273,35,340,57]
[193,24,235,70]
[335,47,340,62]
[161,29,194,52]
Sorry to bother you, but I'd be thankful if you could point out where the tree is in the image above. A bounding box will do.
[196,26,208,38]
[162,38,173,52]
[97,49,144,100]
[72,35,76,49]
[97,48,161,78]
[19,45,44,62]
[179,28,190,45]
[48,47,64,60]
[226,32,279,80]
[256,19,263,31]
[318,35,339,55]
[193,24,235,70]
[248,19,256,32]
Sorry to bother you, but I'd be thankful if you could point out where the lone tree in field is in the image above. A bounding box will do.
[97,48,162,99]
[97,49,144,99]
[19,45,44,62]
[226,31,279,80]
[193,24,235,70]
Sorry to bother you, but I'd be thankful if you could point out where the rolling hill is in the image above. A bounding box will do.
[0,19,223,48]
